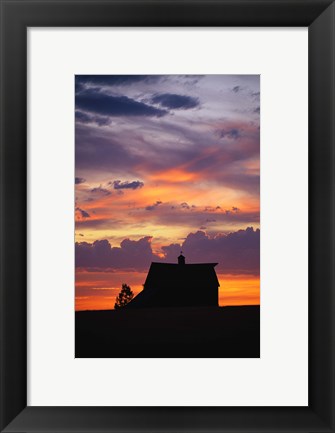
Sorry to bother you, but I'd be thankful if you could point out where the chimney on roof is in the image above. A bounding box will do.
[178,252,185,265]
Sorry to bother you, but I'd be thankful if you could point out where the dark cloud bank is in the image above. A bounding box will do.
[76,227,260,275]
[151,93,199,110]
[76,90,167,118]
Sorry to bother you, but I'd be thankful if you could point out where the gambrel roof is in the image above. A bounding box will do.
[144,262,219,288]
[127,262,219,308]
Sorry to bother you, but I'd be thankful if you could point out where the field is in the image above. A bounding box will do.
[75,305,260,358]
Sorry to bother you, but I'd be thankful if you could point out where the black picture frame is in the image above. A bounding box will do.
[1,0,334,432]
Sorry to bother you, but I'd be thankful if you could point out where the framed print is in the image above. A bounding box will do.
[0,0,334,432]
[28,28,307,407]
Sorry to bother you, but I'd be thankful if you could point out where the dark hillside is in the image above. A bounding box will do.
[76,306,260,358]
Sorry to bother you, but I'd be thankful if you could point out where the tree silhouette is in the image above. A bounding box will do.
[114,283,134,309]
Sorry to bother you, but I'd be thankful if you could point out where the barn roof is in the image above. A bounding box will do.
[144,262,220,288]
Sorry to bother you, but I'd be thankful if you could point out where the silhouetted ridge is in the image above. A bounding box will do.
[75,306,260,358]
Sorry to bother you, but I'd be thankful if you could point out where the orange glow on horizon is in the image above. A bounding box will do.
[218,274,260,306]
[75,271,259,311]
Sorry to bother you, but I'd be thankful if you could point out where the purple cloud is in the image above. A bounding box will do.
[180,202,190,209]
[75,110,111,126]
[145,201,162,211]
[75,177,86,185]
[90,186,111,196]
[76,236,154,270]
[112,180,144,190]
[76,207,90,218]
[76,227,260,275]
[75,116,259,195]
[218,128,241,140]
[151,93,199,110]
[162,227,260,275]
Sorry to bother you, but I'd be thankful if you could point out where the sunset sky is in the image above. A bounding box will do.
[75,75,260,311]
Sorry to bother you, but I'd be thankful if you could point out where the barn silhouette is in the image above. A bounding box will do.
[126,253,219,308]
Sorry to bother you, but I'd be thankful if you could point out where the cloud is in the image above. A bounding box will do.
[76,236,154,270]
[75,207,90,218]
[232,86,241,93]
[145,201,162,211]
[218,128,241,140]
[76,194,259,232]
[75,110,111,126]
[180,202,190,209]
[181,75,204,86]
[76,89,167,117]
[204,206,221,213]
[76,227,260,275]
[75,81,84,94]
[224,207,239,215]
[76,115,259,192]
[75,76,260,196]
[162,227,260,275]
[251,91,260,99]
[76,124,140,172]
[76,75,160,89]
[76,218,123,230]
[160,243,182,261]
[90,186,111,196]
[151,93,199,109]
[112,180,144,190]
[75,177,86,184]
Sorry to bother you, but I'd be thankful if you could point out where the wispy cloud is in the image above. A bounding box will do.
[76,207,90,219]
[145,201,162,211]
[112,180,144,190]
[151,93,199,110]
